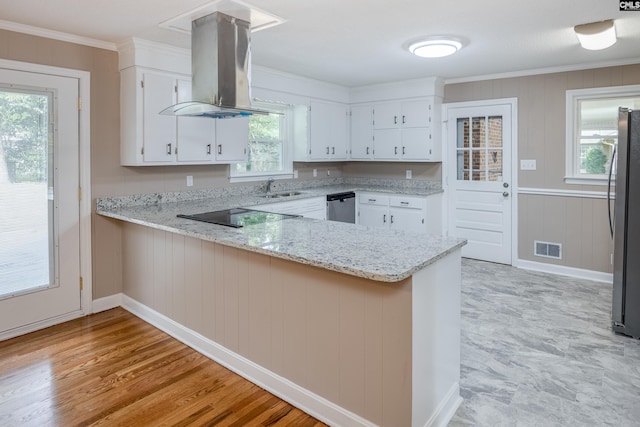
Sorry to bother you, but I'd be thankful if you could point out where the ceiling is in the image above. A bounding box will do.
[0,0,639,87]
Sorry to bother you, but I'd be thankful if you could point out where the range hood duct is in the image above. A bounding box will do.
[160,12,267,118]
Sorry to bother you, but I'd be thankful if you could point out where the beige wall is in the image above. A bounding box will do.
[342,161,441,181]
[445,64,640,272]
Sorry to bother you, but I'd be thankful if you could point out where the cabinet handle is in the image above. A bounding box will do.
[402,146,406,155]
[394,115,398,125]
[332,147,335,155]
[394,146,398,155]
[402,115,406,124]
[217,144,222,155]
[366,147,369,155]
[368,199,376,202]
[401,201,409,205]
[166,143,172,155]
[326,146,330,155]
[383,214,386,223]
[390,215,394,224]
[207,144,211,155]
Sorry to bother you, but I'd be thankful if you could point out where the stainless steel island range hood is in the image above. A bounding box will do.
[160,11,267,118]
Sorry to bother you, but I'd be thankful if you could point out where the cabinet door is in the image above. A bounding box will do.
[373,129,401,160]
[401,128,431,160]
[309,100,348,160]
[142,72,176,162]
[389,207,425,232]
[357,204,388,228]
[401,100,430,128]
[215,117,249,162]
[350,105,374,159]
[330,103,349,159]
[373,102,400,129]
[176,79,215,162]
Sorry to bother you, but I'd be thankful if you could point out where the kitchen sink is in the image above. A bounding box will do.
[260,191,303,198]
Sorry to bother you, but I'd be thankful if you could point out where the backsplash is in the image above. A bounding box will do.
[96,177,441,210]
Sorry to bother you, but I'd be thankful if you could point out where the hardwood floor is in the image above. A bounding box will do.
[0,308,326,426]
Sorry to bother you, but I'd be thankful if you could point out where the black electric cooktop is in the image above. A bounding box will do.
[177,208,300,228]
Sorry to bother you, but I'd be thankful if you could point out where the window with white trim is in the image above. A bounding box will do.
[230,101,293,182]
[566,85,640,184]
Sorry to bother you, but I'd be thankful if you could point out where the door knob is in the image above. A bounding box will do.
[503,192,509,197]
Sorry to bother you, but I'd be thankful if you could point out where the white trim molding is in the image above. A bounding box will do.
[121,295,378,427]
[0,19,117,51]
[0,310,84,342]
[92,294,123,313]
[516,259,613,283]
[518,187,613,199]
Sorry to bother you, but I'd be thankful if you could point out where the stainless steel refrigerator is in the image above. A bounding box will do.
[612,108,640,338]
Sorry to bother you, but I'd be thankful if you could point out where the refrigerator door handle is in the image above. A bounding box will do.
[608,146,617,239]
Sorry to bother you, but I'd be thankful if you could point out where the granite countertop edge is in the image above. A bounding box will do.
[96,182,465,283]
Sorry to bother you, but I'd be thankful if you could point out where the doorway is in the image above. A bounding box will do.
[444,99,517,265]
[0,61,91,339]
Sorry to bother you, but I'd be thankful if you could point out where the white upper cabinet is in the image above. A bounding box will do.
[141,72,177,163]
[295,100,349,161]
[350,104,374,160]
[120,66,248,166]
[349,98,441,162]
[215,117,249,162]
[176,79,215,163]
[371,99,439,161]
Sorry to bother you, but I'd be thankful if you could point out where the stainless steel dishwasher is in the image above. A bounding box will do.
[326,192,356,223]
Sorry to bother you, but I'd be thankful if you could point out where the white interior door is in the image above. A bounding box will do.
[0,68,82,337]
[447,102,514,264]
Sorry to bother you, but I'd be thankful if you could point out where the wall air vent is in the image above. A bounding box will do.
[534,241,562,259]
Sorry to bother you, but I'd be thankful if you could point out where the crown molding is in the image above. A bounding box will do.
[444,57,640,85]
[0,19,117,51]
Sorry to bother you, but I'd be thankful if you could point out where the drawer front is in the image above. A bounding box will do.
[358,193,389,206]
[389,195,424,209]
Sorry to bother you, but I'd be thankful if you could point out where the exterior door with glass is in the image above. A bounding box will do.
[0,68,81,337]
[447,102,513,264]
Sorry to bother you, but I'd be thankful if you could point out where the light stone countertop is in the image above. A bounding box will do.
[96,181,466,282]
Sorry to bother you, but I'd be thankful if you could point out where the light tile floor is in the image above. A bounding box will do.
[450,259,640,426]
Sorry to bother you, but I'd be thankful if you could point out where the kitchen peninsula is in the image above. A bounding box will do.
[96,181,466,427]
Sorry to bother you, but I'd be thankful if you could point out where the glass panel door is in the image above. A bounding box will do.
[0,89,54,298]
[456,115,503,182]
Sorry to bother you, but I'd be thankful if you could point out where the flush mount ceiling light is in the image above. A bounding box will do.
[408,37,462,58]
[574,19,616,50]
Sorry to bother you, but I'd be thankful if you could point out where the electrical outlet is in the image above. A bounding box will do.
[313,168,317,177]
[327,169,331,176]
[520,159,537,170]
[406,170,412,179]
[186,176,193,187]
[293,170,299,179]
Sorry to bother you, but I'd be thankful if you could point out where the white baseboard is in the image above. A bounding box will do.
[424,382,463,427]
[91,293,123,313]
[516,259,613,283]
[0,309,84,342]
[120,295,377,427]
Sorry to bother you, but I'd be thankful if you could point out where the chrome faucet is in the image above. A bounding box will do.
[265,177,274,193]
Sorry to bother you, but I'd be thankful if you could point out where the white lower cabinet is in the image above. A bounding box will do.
[357,192,442,234]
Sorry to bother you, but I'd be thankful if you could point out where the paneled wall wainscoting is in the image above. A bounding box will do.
[121,295,378,427]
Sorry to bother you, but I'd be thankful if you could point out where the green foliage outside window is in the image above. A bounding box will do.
[584,147,608,174]
[0,91,48,183]
[237,112,284,173]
